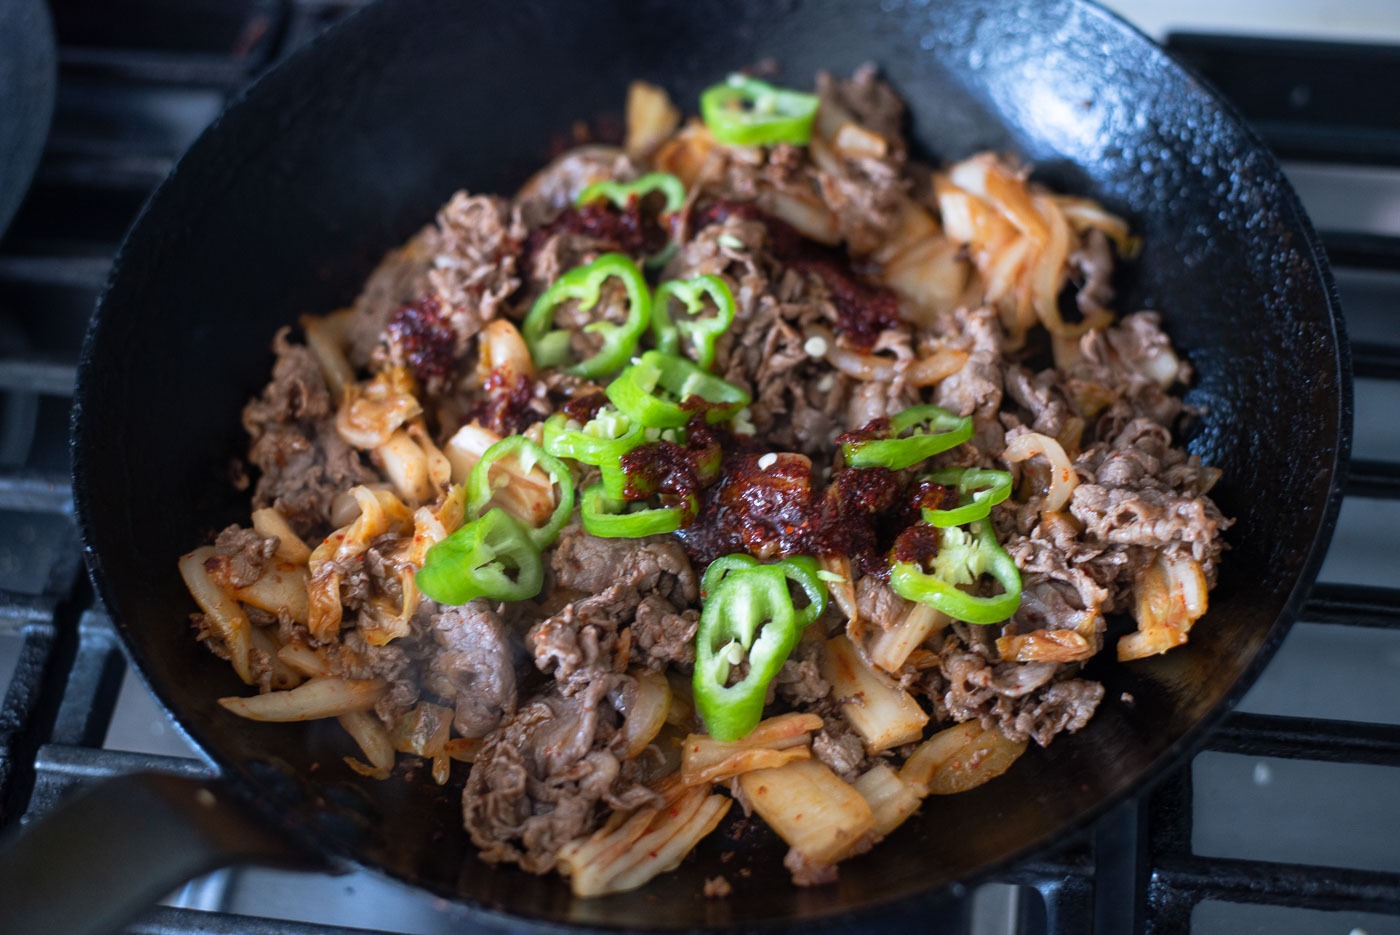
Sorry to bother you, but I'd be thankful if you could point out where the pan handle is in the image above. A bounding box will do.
[0,771,321,935]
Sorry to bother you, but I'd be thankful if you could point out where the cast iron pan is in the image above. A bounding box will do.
[0,0,57,239]
[4,0,1352,931]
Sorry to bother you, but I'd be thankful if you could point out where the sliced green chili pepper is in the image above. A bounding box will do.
[543,406,644,468]
[842,404,974,471]
[701,553,827,628]
[523,253,651,379]
[693,561,811,742]
[415,508,543,606]
[579,482,693,538]
[889,521,1022,625]
[921,467,1013,528]
[576,172,687,214]
[652,274,736,371]
[465,435,575,549]
[606,350,750,428]
[700,74,821,147]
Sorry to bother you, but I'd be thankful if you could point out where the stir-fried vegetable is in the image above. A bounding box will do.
[579,482,693,538]
[651,274,736,371]
[465,435,575,549]
[889,521,1023,625]
[606,350,750,428]
[700,74,820,146]
[523,253,651,378]
[415,507,543,605]
[841,404,973,470]
[576,171,687,214]
[693,556,828,742]
[921,467,1014,527]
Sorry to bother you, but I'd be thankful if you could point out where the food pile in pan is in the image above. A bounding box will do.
[180,67,1229,895]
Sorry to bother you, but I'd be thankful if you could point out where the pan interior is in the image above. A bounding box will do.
[73,0,1346,927]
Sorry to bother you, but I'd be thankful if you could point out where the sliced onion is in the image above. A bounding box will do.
[810,325,967,387]
[617,669,671,759]
[762,187,841,245]
[1002,431,1078,512]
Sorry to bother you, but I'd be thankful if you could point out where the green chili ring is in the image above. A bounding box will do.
[606,350,750,429]
[465,435,575,549]
[889,521,1022,625]
[414,508,544,606]
[579,483,692,538]
[522,253,651,379]
[652,274,737,371]
[843,403,974,471]
[921,467,1014,528]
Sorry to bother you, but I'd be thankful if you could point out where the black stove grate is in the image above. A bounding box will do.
[1,8,1398,933]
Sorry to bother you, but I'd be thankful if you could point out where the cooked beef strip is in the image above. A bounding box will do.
[932,640,1103,747]
[1069,228,1115,319]
[528,583,636,695]
[347,226,436,369]
[812,721,870,781]
[630,595,699,669]
[242,330,378,539]
[775,637,831,707]
[426,193,523,344]
[463,673,660,873]
[211,525,278,588]
[432,601,520,738]
[550,528,699,606]
[854,574,911,633]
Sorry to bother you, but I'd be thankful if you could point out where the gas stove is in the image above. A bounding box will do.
[1,2,1397,932]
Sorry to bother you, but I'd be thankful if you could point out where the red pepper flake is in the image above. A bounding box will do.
[892,523,940,565]
[386,295,456,388]
[468,368,541,437]
[522,196,668,269]
[560,390,607,424]
[692,198,901,350]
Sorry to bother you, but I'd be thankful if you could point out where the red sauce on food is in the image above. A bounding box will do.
[692,198,902,350]
[523,196,670,269]
[560,390,607,424]
[386,295,456,387]
[469,368,541,437]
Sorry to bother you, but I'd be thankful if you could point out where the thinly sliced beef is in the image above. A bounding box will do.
[776,638,830,707]
[528,583,637,694]
[933,642,1102,747]
[463,674,659,873]
[812,722,869,781]
[242,330,378,538]
[426,193,523,349]
[347,227,437,368]
[432,601,519,738]
[550,528,698,606]
[211,525,277,588]
[630,595,699,669]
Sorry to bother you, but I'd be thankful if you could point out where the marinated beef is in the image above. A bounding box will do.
[463,675,660,873]
[933,642,1103,747]
[211,525,278,588]
[242,329,378,538]
[630,595,699,669]
[432,601,519,738]
[347,227,437,368]
[812,721,870,781]
[550,528,698,606]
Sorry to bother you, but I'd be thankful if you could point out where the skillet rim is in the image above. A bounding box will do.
[70,0,1352,929]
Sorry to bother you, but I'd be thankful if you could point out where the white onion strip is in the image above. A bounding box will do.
[1002,432,1077,512]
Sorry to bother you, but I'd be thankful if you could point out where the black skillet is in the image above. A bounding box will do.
[2,0,1351,931]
